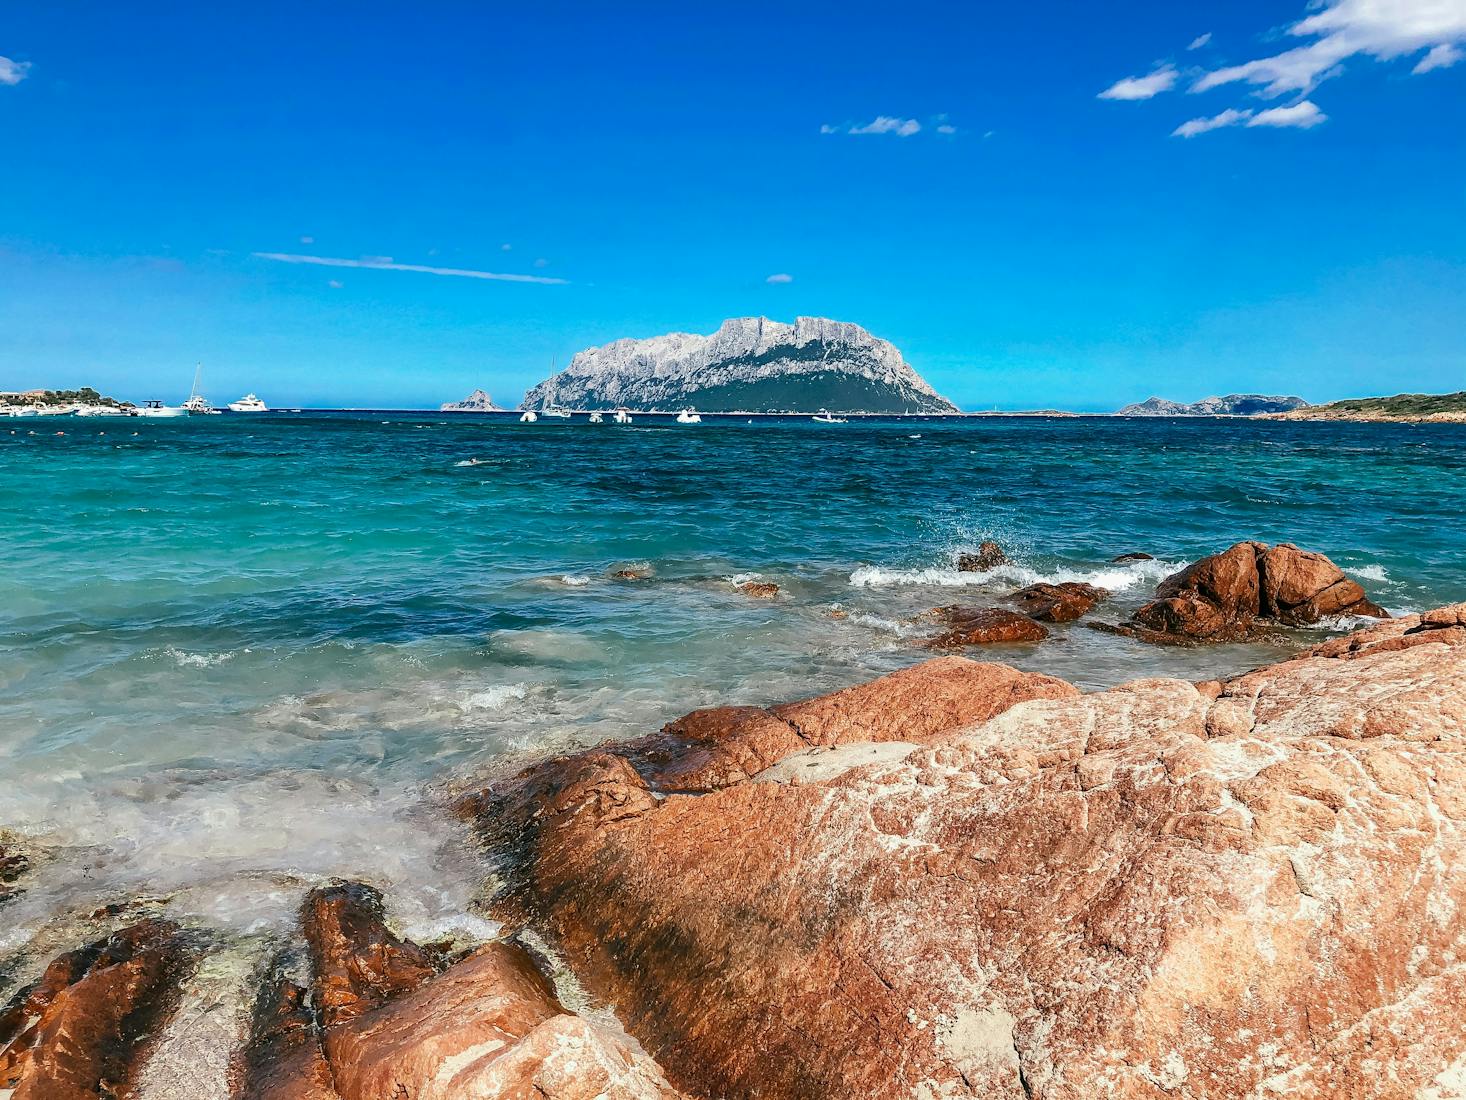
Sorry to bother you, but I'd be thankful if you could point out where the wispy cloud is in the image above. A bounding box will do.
[252,252,568,285]
[1188,32,1213,51]
[1099,65,1178,100]
[1171,99,1328,137]
[1192,0,1466,96]
[1414,42,1463,73]
[1172,108,1252,138]
[1249,99,1328,128]
[0,55,31,86]
[822,115,922,137]
[936,123,957,135]
[765,273,793,284]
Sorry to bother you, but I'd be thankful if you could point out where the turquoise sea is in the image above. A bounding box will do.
[3,412,1465,956]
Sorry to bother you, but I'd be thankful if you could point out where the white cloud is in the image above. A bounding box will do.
[1414,41,1463,72]
[500,243,512,251]
[0,55,31,86]
[327,279,344,289]
[1248,99,1328,128]
[1193,0,1466,96]
[1099,65,1178,100]
[823,116,922,137]
[1171,99,1328,137]
[936,123,957,135]
[533,257,548,268]
[765,273,793,284]
[1188,32,1213,51]
[1172,107,1252,137]
[252,252,568,285]
[299,235,314,244]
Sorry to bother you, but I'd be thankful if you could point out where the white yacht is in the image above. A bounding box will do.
[675,409,702,424]
[227,394,268,413]
[588,411,604,423]
[542,405,572,419]
[612,408,633,424]
[135,399,187,418]
[812,410,848,424]
[519,410,539,423]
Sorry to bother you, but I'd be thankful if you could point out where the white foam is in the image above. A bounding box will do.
[846,612,926,638]
[1352,563,1389,582]
[849,557,1182,593]
[729,572,763,586]
[459,684,531,712]
[160,647,239,669]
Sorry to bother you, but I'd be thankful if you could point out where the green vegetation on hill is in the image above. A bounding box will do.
[1321,392,1466,417]
[1,387,125,407]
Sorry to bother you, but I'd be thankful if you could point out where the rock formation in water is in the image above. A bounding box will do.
[1118,394,1310,416]
[1100,541,1388,644]
[1009,581,1108,623]
[1268,390,1466,423]
[440,388,502,412]
[472,606,1466,1099]
[520,317,958,414]
[927,606,1049,647]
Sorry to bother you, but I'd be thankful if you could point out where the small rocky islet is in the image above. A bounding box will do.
[6,546,1466,1099]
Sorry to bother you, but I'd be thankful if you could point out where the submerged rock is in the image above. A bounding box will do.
[0,842,26,905]
[475,610,1466,1099]
[0,919,194,1099]
[1009,581,1108,623]
[735,580,779,599]
[1116,541,1387,643]
[956,540,1006,572]
[927,606,1048,647]
[1110,551,1154,562]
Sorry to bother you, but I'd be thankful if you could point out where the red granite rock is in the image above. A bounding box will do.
[1009,581,1108,622]
[927,606,1048,647]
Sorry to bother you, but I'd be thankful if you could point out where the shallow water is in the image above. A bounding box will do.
[2,413,1463,963]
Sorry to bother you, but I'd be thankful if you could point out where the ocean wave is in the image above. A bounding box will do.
[844,611,926,638]
[1352,563,1389,583]
[849,557,1182,593]
[160,646,240,668]
[458,683,532,712]
[729,572,763,586]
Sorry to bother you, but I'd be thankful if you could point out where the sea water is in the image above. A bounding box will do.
[2,413,1464,964]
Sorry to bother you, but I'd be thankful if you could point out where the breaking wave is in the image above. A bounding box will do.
[848,557,1182,593]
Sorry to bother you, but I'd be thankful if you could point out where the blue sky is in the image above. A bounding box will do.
[1,1,1463,411]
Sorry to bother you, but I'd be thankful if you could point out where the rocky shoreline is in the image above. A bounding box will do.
[4,564,1465,1097]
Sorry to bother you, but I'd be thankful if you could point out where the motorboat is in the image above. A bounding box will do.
[812,410,848,424]
[612,408,633,424]
[135,400,187,418]
[675,409,702,424]
[588,411,604,423]
[542,405,572,419]
[227,394,269,413]
[520,410,539,423]
[75,405,129,417]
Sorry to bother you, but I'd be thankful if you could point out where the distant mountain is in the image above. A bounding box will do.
[520,317,958,414]
[1269,391,1466,423]
[440,389,502,412]
[1117,394,1311,417]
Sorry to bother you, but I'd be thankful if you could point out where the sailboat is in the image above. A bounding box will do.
[183,363,220,415]
[540,356,571,417]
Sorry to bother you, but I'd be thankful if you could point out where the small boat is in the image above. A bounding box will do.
[542,405,572,419]
[588,411,604,423]
[812,410,848,424]
[227,394,268,413]
[675,409,702,424]
[183,364,220,414]
[612,408,633,424]
[520,410,539,423]
[135,399,186,418]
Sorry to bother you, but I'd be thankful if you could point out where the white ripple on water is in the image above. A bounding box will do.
[848,557,1184,593]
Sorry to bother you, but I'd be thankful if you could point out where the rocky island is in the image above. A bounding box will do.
[1268,390,1466,424]
[440,389,503,412]
[1118,394,1310,416]
[520,317,958,414]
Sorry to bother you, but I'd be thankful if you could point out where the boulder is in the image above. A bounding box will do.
[1125,541,1387,643]
[1110,551,1154,562]
[956,540,1006,572]
[736,581,779,599]
[0,919,193,1099]
[478,612,1466,1099]
[1009,581,1108,623]
[928,606,1048,647]
[236,883,683,1100]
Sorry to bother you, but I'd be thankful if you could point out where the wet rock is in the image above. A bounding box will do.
[956,540,1006,572]
[927,606,1048,647]
[611,566,652,581]
[1125,541,1387,643]
[0,919,193,1099]
[300,881,440,1028]
[237,884,682,1100]
[736,580,779,599]
[0,842,26,905]
[1110,551,1154,562]
[1009,581,1108,623]
[477,610,1466,1099]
